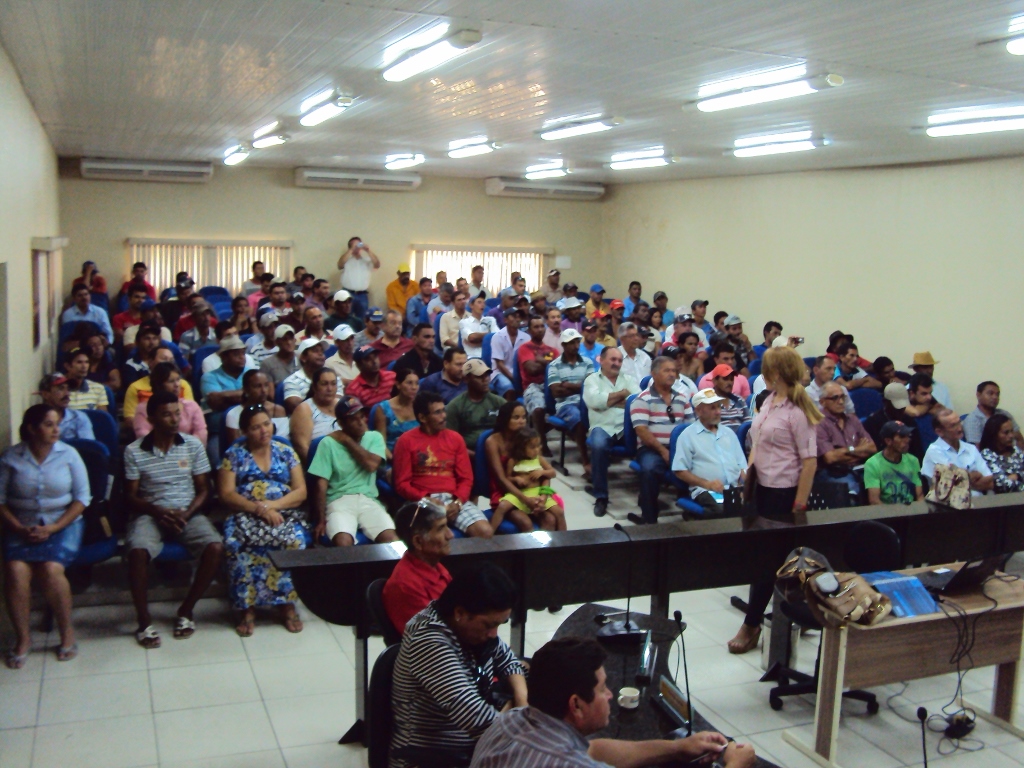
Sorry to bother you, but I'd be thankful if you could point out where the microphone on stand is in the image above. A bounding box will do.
[674,610,693,737]
[917,707,928,768]
[596,523,644,643]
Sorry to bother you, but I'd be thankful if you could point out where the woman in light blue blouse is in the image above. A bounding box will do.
[1,405,91,669]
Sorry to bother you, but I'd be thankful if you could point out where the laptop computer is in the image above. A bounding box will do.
[915,554,1012,596]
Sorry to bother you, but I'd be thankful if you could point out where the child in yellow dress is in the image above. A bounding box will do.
[493,429,566,532]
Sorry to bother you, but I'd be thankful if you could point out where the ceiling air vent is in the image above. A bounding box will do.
[294,168,422,191]
[79,158,213,183]
[484,177,605,201]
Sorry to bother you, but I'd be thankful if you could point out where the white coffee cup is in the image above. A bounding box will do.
[618,686,640,709]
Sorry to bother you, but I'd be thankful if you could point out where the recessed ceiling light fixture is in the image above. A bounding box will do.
[447,135,496,158]
[223,144,250,166]
[385,153,426,170]
[299,89,354,127]
[695,64,843,112]
[926,105,1024,137]
[1006,16,1024,54]
[525,160,566,179]
[253,121,280,139]
[382,27,482,82]
[608,146,674,170]
[732,130,824,157]
[252,133,289,149]
[539,116,621,141]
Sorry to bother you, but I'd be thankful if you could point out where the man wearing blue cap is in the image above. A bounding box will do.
[585,284,610,318]
[354,306,386,347]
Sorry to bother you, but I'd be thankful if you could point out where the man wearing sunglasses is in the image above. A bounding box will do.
[816,381,878,500]
[627,357,694,525]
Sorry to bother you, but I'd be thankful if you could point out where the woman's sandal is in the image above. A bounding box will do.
[236,613,256,638]
[727,625,761,655]
[136,625,162,649]
[173,616,196,639]
[56,643,78,662]
[5,650,28,670]
[283,613,303,634]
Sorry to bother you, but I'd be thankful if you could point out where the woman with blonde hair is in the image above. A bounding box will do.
[727,346,822,655]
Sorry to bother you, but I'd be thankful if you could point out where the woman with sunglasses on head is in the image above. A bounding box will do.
[224,370,288,446]
[217,404,308,637]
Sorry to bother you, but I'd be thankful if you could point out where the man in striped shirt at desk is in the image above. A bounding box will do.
[471,637,756,768]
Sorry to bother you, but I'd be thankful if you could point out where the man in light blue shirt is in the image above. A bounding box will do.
[62,283,113,343]
[672,388,747,515]
[578,319,605,366]
[921,408,993,497]
[582,347,639,517]
[200,336,248,412]
[426,282,454,322]
[622,281,642,319]
[39,373,95,441]
[405,277,434,334]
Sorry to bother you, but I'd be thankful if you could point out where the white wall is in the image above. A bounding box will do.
[0,43,60,445]
[58,168,604,298]
[600,158,1024,417]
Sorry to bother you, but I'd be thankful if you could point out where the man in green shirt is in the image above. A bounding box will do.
[864,421,923,506]
[446,359,505,458]
[308,395,399,546]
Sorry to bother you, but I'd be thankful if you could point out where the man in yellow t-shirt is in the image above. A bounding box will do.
[386,262,419,316]
[585,283,611,318]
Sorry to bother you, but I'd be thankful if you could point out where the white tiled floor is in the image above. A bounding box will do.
[3,447,1024,767]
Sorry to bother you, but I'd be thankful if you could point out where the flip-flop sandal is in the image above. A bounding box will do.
[56,644,78,662]
[135,625,162,649]
[283,614,303,634]
[173,616,196,639]
[5,651,28,670]
[236,615,256,638]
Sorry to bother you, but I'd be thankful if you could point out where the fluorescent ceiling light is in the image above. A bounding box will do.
[525,169,567,180]
[448,144,494,158]
[1007,36,1024,55]
[300,88,336,114]
[382,29,482,82]
[696,74,842,112]
[526,160,563,173]
[610,146,664,162]
[252,133,288,149]
[385,153,425,170]
[448,135,488,150]
[698,64,808,99]
[926,117,1024,137]
[540,117,619,141]
[733,141,818,157]
[927,105,1024,124]
[298,90,353,127]
[223,144,250,166]
[253,120,280,139]
[609,157,669,170]
[734,130,813,148]
[1009,15,1024,34]
[542,112,603,129]
[384,22,450,66]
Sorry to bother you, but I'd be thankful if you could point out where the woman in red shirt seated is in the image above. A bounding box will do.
[382,500,454,636]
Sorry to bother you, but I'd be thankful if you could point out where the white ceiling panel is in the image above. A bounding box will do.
[3,0,1024,183]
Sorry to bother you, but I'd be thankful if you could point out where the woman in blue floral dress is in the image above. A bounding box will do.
[217,404,308,636]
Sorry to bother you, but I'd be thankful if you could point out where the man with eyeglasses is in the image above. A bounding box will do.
[815,381,878,499]
[627,356,693,525]
[673,389,747,517]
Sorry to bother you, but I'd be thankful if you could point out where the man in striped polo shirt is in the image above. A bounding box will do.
[547,329,595,475]
[628,356,695,525]
[124,390,223,649]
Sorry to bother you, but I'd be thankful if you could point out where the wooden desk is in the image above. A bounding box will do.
[783,569,1024,767]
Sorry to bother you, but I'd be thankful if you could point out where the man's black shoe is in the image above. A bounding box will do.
[594,498,608,517]
[627,513,648,525]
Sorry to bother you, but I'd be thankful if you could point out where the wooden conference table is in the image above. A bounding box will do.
[783,567,1024,768]
[271,492,1024,744]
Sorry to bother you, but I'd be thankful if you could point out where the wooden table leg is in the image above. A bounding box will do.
[814,625,847,763]
[994,660,1018,721]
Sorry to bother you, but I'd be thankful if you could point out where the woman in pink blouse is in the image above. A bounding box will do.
[728,346,821,654]
[133,362,208,445]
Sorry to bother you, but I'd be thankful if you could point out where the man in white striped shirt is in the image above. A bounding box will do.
[472,637,756,768]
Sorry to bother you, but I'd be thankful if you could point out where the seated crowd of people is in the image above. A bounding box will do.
[3,254,1019,763]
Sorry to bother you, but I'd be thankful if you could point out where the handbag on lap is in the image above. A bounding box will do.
[926,463,971,510]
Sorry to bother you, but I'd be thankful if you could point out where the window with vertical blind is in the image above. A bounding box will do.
[125,239,292,296]
[412,245,551,297]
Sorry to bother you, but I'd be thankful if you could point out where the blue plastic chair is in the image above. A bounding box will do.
[848,388,882,419]
[737,421,753,458]
[481,332,494,369]
[275,381,286,405]
[803,356,818,370]
[511,347,523,393]
[115,292,130,313]
[664,423,706,517]
[543,376,571,474]
[639,375,651,390]
[385,360,396,372]
[159,287,174,302]
[240,333,253,344]
[747,358,762,377]
[82,409,119,461]
[90,291,109,312]
[192,346,220,389]
[64,439,119,568]
[432,312,444,354]
[484,298,500,310]
[103,385,117,411]
[60,320,100,346]
[199,286,232,301]
[575,291,589,302]
[472,430,534,535]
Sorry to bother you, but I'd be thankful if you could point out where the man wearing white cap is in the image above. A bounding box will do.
[246,311,279,365]
[672,388,747,516]
[323,289,365,335]
[337,236,380,320]
[325,325,359,386]
[200,336,249,411]
[559,297,584,333]
[547,329,595,474]
[542,269,562,305]
[282,337,336,414]
[259,326,301,385]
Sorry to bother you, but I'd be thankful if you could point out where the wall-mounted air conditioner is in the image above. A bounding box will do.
[294,168,422,191]
[80,158,214,183]
[484,177,605,201]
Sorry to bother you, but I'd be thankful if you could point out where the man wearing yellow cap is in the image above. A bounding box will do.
[386,262,418,316]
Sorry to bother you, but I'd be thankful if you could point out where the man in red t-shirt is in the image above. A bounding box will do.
[391,391,493,538]
[112,283,151,342]
[345,346,396,408]
[519,314,558,438]
[119,262,157,300]
[382,500,454,635]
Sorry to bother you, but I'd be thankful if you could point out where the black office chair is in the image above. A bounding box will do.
[768,521,901,712]
[366,578,403,647]
[366,643,401,768]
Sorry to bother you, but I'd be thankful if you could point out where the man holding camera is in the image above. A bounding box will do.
[337,236,380,320]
